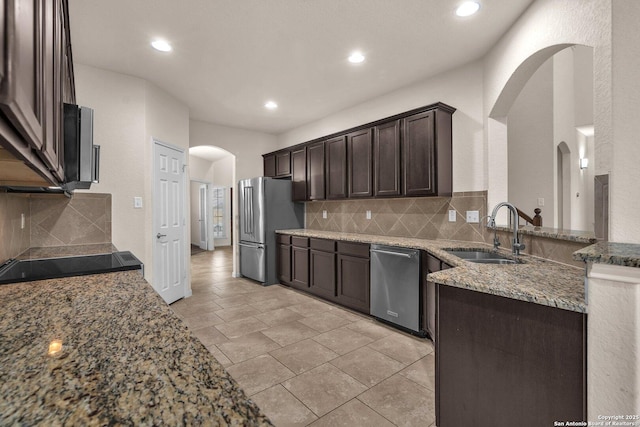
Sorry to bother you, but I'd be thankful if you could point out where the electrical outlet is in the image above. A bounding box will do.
[134,197,143,209]
[537,198,545,207]
[366,210,372,220]
[21,213,25,229]
[466,210,480,223]
[448,210,456,222]
[322,210,327,219]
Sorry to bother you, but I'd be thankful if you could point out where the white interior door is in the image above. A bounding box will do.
[153,141,186,304]
[199,184,208,250]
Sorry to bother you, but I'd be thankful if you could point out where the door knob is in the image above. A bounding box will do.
[156,233,167,239]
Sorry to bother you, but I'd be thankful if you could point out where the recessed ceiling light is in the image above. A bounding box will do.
[348,51,365,64]
[456,1,480,17]
[151,39,172,52]
[265,101,278,110]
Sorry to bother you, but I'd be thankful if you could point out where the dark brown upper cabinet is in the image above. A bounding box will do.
[347,128,373,198]
[0,0,46,152]
[276,150,291,176]
[325,135,347,199]
[374,120,401,197]
[307,141,325,200]
[291,147,307,201]
[262,102,454,201]
[263,153,276,177]
[0,0,75,187]
[403,108,453,197]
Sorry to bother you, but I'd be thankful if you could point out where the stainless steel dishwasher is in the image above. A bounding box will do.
[370,244,421,334]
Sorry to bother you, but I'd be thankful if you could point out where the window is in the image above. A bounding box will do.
[212,187,226,238]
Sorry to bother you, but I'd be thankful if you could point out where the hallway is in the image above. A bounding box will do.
[170,247,435,426]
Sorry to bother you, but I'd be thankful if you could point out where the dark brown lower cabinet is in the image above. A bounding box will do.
[436,284,586,427]
[277,234,292,285]
[291,237,309,290]
[309,247,336,301]
[422,252,451,341]
[336,242,370,314]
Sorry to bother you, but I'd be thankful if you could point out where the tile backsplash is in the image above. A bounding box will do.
[0,192,112,263]
[305,191,488,243]
[0,193,30,263]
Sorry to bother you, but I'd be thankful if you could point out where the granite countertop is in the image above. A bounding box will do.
[0,270,272,426]
[573,241,640,268]
[494,225,597,244]
[277,229,586,313]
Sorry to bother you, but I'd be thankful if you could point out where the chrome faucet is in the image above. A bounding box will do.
[488,202,525,256]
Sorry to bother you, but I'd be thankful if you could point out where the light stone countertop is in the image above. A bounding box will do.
[0,270,272,426]
[573,241,640,268]
[277,229,586,313]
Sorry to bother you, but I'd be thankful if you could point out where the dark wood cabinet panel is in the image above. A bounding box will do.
[277,242,292,285]
[436,285,586,427]
[422,252,452,341]
[0,0,46,152]
[291,147,307,201]
[403,111,435,196]
[307,142,325,200]
[337,253,370,314]
[325,135,347,199]
[291,237,309,290]
[374,120,401,197]
[276,150,291,176]
[347,128,373,198]
[0,0,74,186]
[309,249,336,300]
[263,154,276,177]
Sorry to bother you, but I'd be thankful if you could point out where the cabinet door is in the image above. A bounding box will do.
[374,120,401,197]
[307,142,325,200]
[0,0,46,151]
[40,0,63,180]
[309,249,336,300]
[337,253,370,314]
[347,128,373,198]
[291,147,307,201]
[325,135,347,199]
[276,150,291,176]
[263,154,276,177]
[403,111,436,196]
[277,243,292,284]
[291,246,309,289]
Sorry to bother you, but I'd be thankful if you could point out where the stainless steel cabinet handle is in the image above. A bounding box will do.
[156,233,167,239]
[370,249,414,258]
[239,242,264,249]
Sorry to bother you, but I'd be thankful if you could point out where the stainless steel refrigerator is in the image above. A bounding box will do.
[239,177,304,285]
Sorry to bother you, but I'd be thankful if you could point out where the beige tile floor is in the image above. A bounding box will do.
[170,247,436,427]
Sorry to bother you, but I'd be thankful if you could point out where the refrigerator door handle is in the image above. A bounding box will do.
[239,242,264,249]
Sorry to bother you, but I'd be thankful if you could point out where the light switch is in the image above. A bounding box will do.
[448,210,456,222]
[466,210,480,223]
[322,210,327,219]
[537,198,545,207]
[134,197,143,209]
[366,210,372,220]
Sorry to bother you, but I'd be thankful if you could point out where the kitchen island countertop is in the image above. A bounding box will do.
[0,270,272,426]
[277,229,586,313]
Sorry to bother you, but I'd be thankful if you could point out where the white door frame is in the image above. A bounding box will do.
[198,184,208,250]
[152,139,191,300]
[191,179,215,251]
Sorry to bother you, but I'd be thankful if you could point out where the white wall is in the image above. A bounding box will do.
[189,155,215,182]
[507,58,554,224]
[75,64,191,293]
[276,61,485,193]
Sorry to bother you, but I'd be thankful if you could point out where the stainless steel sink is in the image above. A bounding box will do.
[444,249,521,265]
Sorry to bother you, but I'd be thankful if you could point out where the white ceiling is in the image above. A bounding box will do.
[69,0,533,135]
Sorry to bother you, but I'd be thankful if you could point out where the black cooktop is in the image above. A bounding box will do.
[0,251,143,285]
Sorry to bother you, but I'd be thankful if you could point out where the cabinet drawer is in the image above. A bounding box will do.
[310,238,335,252]
[291,236,309,248]
[277,234,291,245]
[337,241,369,258]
